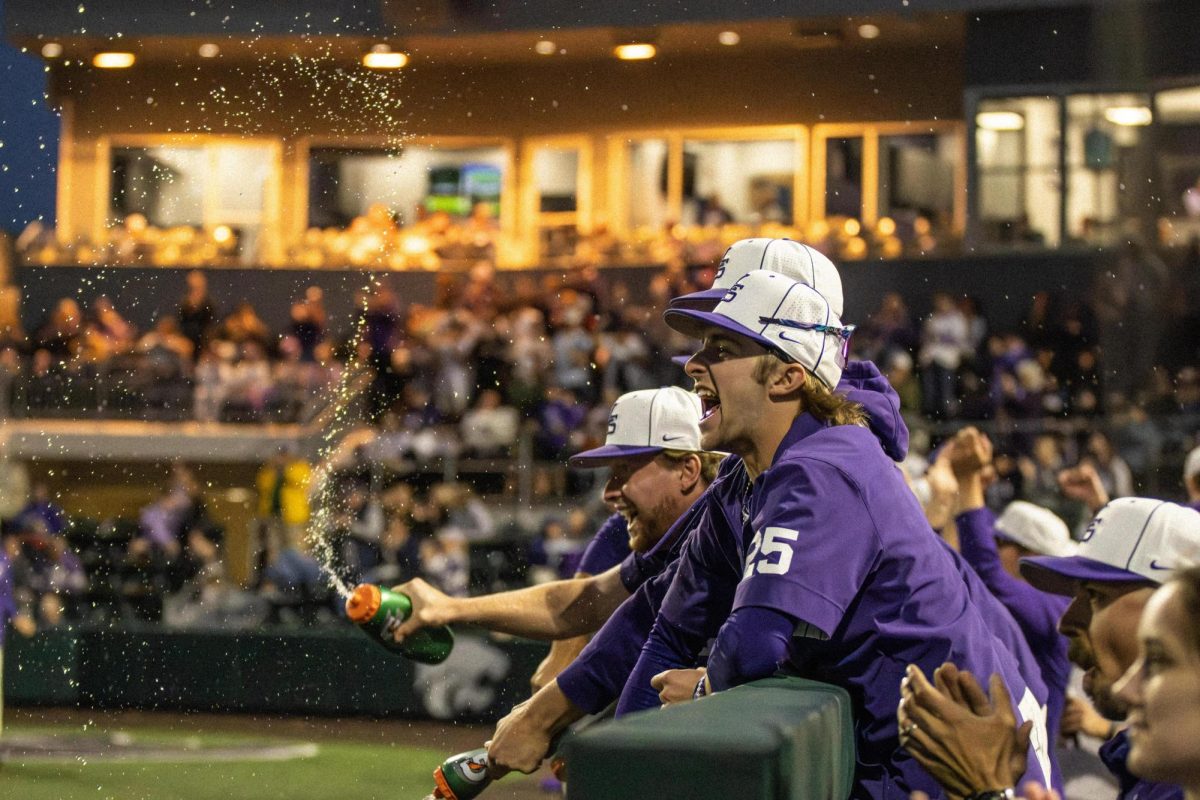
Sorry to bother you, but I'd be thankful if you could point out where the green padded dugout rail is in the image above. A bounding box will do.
[564,676,854,800]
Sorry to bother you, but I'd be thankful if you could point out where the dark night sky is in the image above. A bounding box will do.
[0,0,60,236]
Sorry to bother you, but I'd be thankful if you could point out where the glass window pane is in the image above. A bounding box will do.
[877,133,956,236]
[1065,92,1151,245]
[110,146,205,227]
[975,97,1061,246]
[307,145,504,229]
[683,138,796,225]
[534,147,579,213]
[212,145,272,219]
[625,139,668,232]
[822,137,863,221]
[1154,85,1200,245]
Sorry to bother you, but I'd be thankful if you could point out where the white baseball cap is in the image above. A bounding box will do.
[1021,498,1200,596]
[663,270,853,389]
[670,238,844,317]
[569,387,704,467]
[994,501,1078,558]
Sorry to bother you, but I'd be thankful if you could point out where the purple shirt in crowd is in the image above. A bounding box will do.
[1099,729,1184,800]
[956,507,1071,795]
[0,548,17,647]
[577,513,630,576]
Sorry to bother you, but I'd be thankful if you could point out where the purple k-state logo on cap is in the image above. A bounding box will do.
[722,277,747,305]
[715,255,730,280]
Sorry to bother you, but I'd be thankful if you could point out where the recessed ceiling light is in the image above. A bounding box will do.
[858,24,881,40]
[362,45,408,69]
[1104,106,1152,126]
[41,42,63,58]
[614,43,656,61]
[976,111,1025,131]
[535,39,556,56]
[93,52,136,69]
[717,31,740,46]
[198,43,220,58]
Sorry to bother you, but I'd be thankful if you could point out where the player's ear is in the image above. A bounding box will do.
[678,453,702,494]
[767,360,807,399]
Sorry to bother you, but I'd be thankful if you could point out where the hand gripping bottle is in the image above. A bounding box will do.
[429,748,491,800]
[344,584,454,665]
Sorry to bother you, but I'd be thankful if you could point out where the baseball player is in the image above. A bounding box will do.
[389,387,720,657]
[629,270,1053,798]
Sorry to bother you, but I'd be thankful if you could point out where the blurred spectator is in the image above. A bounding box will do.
[1084,430,1135,499]
[339,483,385,575]
[218,301,271,349]
[289,286,327,363]
[33,298,83,358]
[177,269,217,351]
[420,531,469,598]
[460,389,520,457]
[0,442,30,524]
[919,293,970,418]
[551,306,596,403]
[362,512,422,587]
[255,445,312,579]
[17,482,67,536]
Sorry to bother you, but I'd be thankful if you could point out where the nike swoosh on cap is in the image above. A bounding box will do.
[1149,560,1173,571]
[662,434,684,442]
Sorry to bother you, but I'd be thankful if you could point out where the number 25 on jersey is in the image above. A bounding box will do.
[743,527,799,578]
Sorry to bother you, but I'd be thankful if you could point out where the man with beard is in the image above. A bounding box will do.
[900,497,1200,800]
[390,386,720,664]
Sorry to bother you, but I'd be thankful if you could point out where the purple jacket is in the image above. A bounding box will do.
[0,549,18,647]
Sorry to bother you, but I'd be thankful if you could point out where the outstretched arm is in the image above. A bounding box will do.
[390,567,628,643]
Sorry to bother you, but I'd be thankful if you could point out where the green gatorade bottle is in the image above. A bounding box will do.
[426,734,569,799]
[344,584,454,665]
[429,748,491,800]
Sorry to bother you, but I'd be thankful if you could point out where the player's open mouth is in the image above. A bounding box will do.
[696,389,720,420]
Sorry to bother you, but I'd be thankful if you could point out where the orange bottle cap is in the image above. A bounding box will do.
[432,766,456,799]
[345,584,382,622]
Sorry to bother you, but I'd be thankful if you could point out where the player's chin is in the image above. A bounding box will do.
[699,426,723,452]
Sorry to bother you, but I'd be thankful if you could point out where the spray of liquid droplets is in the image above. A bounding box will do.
[304,275,381,600]
[200,44,413,599]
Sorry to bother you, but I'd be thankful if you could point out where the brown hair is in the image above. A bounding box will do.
[660,449,724,485]
[751,353,867,427]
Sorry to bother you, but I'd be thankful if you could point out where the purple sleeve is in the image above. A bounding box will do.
[955,508,1068,653]
[557,557,680,715]
[578,513,629,576]
[733,460,880,637]
[0,556,16,645]
[615,509,744,715]
[705,605,793,691]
